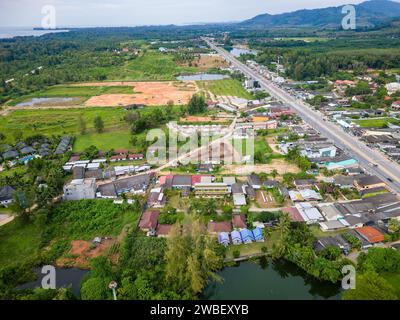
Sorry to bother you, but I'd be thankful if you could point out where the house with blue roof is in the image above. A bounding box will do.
[252,228,264,242]
[231,230,242,245]
[240,229,254,244]
[218,232,230,247]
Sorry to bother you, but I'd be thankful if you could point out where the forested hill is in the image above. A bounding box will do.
[241,0,400,29]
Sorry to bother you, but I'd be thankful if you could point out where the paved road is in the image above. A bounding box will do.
[204,38,400,193]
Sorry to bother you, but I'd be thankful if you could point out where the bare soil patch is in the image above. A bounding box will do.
[57,238,116,268]
[222,159,300,175]
[83,81,197,106]
[191,54,229,70]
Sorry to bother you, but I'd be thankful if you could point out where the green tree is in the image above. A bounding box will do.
[94,115,104,133]
[78,115,87,135]
[272,213,291,259]
[187,94,207,115]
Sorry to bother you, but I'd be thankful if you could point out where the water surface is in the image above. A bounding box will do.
[203,259,342,300]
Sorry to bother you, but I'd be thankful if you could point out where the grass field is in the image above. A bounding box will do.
[0,108,127,141]
[0,106,179,151]
[108,51,198,81]
[0,218,42,266]
[197,79,254,99]
[73,129,138,152]
[354,118,400,128]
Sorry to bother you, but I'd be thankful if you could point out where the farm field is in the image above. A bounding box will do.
[353,117,400,128]
[197,78,254,100]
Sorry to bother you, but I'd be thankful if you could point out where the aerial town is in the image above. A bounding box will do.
[1,0,400,303]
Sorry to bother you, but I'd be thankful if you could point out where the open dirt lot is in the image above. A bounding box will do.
[57,239,117,268]
[192,54,229,70]
[222,159,300,175]
[82,81,197,106]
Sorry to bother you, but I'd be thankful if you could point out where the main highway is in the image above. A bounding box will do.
[204,38,400,193]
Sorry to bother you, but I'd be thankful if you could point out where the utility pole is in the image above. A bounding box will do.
[109,281,118,301]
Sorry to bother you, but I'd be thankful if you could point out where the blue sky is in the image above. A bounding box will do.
[0,0,391,27]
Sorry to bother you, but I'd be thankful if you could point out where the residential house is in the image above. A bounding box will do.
[354,175,386,191]
[355,226,385,244]
[218,232,230,247]
[232,214,247,229]
[0,185,15,207]
[240,229,255,244]
[231,230,242,245]
[156,224,173,238]
[208,221,232,235]
[248,173,262,189]
[110,155,126,162]
[295,202,324,224]
[194,182,230,198]
[172,175,192,189]
[252,228,264,242]
[63,179,97,201]
[139,210,160,232]
[128,154,144,160]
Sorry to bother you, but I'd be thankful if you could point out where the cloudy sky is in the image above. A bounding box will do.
[0,0,390,27]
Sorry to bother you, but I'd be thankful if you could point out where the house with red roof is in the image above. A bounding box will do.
[110,155,127,162]
[139,210,160,232]
[355,226,385,244]
[207,221,232,235]
[156,224,173,238]
[232,214,247,229]
[391,101,400,110]
[128,153,144,160]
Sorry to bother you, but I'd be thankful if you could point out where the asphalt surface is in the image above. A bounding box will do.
[205,38,400,193]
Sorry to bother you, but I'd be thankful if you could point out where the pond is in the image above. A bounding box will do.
[202,259,342,300]
[16,267,89,297]
[177,73,229,81]
[16,97,81,107]
[230,48,258,58]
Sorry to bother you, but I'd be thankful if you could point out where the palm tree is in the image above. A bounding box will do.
[272,213,291,259]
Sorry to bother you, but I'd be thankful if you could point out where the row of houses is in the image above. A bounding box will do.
[1,136,71,162]
[218,228,264,247]
[63,173,154,201]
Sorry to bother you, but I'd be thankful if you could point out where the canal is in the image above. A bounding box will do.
[203,258,342,300]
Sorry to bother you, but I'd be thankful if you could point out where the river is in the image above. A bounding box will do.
[203,258,342,300]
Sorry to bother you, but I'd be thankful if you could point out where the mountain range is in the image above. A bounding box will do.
[240,0,400,29]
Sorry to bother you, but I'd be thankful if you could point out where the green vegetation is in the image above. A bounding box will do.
[271,213,352,283]
[353,118,400,128]
[8,85,135,106]
[342,247,400,300]
[0,219,42,266]
[42,200,139,243]
[197,78,254,99]
[107,51,198,81]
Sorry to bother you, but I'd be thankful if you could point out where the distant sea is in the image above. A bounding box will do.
[0,27,69,39]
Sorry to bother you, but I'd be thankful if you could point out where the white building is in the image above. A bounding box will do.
[63,179,97,201]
